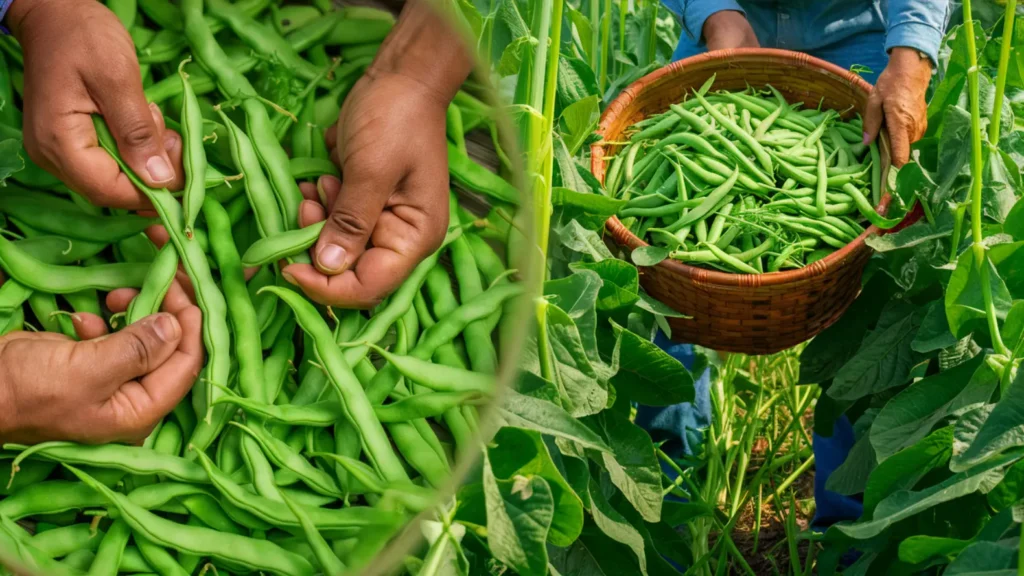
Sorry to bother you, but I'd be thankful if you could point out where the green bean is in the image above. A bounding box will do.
[0,515,77,576]
[13,235,107,266]
[814,140,828,217]
[323,17,395,46]
[178,59,208,238]
[448,142,520,205]
[281,493,348,575]
[127,243,179,325]
[241,221,324,267]
[27,292,76,337]
[120,546,155,573]
[216,108,286,238]
[870,141,882,206]
[65,465,316,576]
[692,91,774,174]
[841,183,903,230]
[135,535,191,576]
[0,236,149,293]
[87,519,130,576]
[700,242,761,274]
[367,344,495,395]
[5,442,209,484]
[0,187,155,242]
[387,421,450,487]
[29,523,101,558]
[285,9,347,52]
[260,287,409,483]
[706,201,734,245]
[229,421,343,497]
[145,49,258,104]
[0,480,108,520]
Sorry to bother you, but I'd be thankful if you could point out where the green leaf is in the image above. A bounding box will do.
[560,95,600,156]
[1002,301,1024,359]
[799,275,894,384]
[630,246,668,266]
[864,426,954,514]
[912,299,959,353]
[545,302,609,416]
[588,478,648,575]
[482,451,554,576]
[834,450,1022,540]
[869,354,993,461]
[608,320,695,406]
[825,434,877,496]
[565,5,593,63]
[585,410,662,522]
[500,385,612,453]
[571,260,640,312]
[987,458,1024,510]
[943,540,1017,575]
[952,369,1024,472]
[864,209,955,253]
[1005,196,1024,241]
[0,139,24,185]
[660,501,715,526]
[488,428,584,547]
[827,303,923,401]
[946,237,1015,341]
[556,56,599,117]
[545,270,602,362]
[898,535,969,565]
[555,219,614,261]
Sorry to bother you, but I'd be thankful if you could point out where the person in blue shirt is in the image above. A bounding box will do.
[646,0,950,531]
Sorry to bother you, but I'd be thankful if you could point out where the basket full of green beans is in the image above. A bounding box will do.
[593,49,908,354]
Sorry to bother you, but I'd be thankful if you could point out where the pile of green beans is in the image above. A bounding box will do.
[606,79,901,274]
[0,1,522,574]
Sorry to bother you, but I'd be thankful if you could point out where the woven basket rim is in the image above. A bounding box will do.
[594,47,892,288]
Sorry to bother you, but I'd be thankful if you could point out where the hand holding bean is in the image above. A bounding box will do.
[6,0,184,209]
[0,279,202,445]
[862,47,932,167]
[281,0,473,308]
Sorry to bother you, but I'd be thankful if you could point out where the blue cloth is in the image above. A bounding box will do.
[0,0,12,34]
[660,0,950,77]
[811,416,864,529]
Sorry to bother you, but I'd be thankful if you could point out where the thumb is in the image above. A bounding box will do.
[862,88,884,146]
[314,168,391,275]
[74,313,181,389]
[96,83,178,190]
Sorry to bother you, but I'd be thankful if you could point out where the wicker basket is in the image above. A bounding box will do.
[592,48,901,355]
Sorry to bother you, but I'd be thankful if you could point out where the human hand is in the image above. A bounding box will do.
[0,279,202,445]
[862,47,932,167]
[7,0,184,209]
[280,0,471,308]
[702,10,759,51]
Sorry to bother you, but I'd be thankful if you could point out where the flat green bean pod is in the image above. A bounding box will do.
[289,156,340,179]
[127,243,179,324]
[0,236,150,293]
[241,221,325,267]
[0,186,155,242]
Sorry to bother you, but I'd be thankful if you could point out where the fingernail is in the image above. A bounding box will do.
[163,131,179,153]
[317,244,348,273]
[282,271,297,285]
[146,155,174,184]
[316,178,328,206]
[862,132,871,145]
[152,313,177,342]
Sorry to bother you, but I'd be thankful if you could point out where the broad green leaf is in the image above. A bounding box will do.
[556,56,599,117]
[660,501,715,525]
[991,241,1024,299]
[1005,196,1024,240]
[952,369,1024,471]
[912,299,959,353]
[1002,301,1024,359]
[555,219,614,261]
[834,450,1021,540]
[630,246,668,266]
[500,386,612,453]
[946,243,1014,340]
[608,320,695,406]
[497,35,537,77]
[897,535,969,565]
[869,355,992,460]
[824,434,877,496]
[987,458,1024,510]
[545,270,602,362]
[585,410,662,522]
[864,426,954,514]
[565,5,593,63]
[554,137,593,198]
[864,206,955,253]
[571,259,640,312]
[982,146,1020,224]
[634,291,688,320]
[545,302,609,416]
[931,105,972,205]
[799,275,894,384]
[488,428,584,547]
[588,478,647,575]
[560,95,600,156]
[482,451,553,576]
[944,540,1017,575]
[828,302,923,401]
[0,139,23,185]
[549,538,613,576]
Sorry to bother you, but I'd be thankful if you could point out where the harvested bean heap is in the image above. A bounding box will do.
[606,78,900,274]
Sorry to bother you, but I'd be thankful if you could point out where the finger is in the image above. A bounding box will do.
[72,313,110,340]
[162,129,183,191]
[299,199,327,228]
[862,89,884,146]
[885,108,911,167]
[106,288,140,313]
[107,302,201,440]
[299,181,318,202]
[137,209,159,218]
[161,283,203,359]
[72,312,182,389]
[91,72,181,191]
[39,114,151,210]
[284,247,419,308]
[318,175,341,208]
[313,168,392,275]
[325,121,338,150]
[145,224,170,248]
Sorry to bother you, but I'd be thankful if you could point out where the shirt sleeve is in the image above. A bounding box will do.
[673,0,746,43]
[885,0,950,66]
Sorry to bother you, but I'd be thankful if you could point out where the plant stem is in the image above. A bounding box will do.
[990,0,1018,145]
[963,0,1010,357]
[600,0,611,92]
[589,0,600,75]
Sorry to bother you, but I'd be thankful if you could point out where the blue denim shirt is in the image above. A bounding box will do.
[664,0,950,71]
